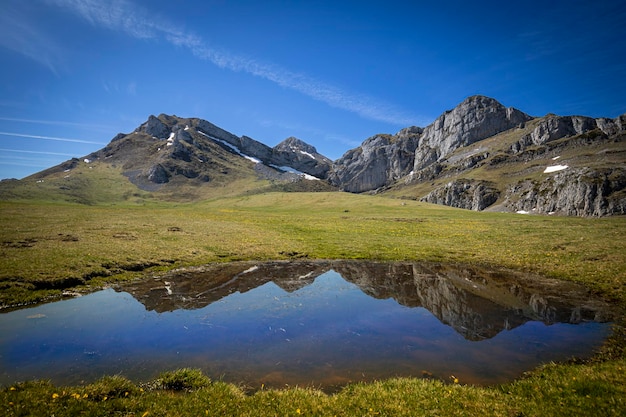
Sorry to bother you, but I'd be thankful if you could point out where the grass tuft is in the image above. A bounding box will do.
[158,368,211,391]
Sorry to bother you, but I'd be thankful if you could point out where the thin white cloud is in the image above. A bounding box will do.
[0,131,106,145]
[0,160,57,168]
[0,2,65,74]
[127,82,137,96]
[0,148,77,156]
[47,0,420,126]
[0,116,111,130]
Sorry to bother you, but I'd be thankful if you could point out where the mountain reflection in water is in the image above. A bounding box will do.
[0,261,615,391]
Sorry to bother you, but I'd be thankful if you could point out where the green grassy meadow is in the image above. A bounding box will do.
[2,192,626,415]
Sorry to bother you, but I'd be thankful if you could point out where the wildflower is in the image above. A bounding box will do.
[296,408,301,414]
[71,393,81,400]
[52,393,59,399]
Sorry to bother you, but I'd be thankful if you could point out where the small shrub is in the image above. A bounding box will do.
[159,368,211,391]
[84,375,138,400]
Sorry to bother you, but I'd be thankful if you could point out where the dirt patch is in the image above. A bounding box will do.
[2,238,37,248]
[112,232,138,240]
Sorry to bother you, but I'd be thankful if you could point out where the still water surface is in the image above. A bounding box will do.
[0,261,615,391]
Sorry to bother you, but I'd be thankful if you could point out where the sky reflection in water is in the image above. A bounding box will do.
[0,261,615,391]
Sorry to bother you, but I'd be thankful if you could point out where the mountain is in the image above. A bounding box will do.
[1,95,624,215]
[0,114,336,203]
[92,114,333,191]
[331,95,626,216]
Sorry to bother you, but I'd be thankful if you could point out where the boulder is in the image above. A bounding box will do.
[140,115,170,139]
[147,164,170,184]
[421,179,500,211]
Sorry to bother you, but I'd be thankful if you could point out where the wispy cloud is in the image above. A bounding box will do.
[47,0,419,126]
[0,116,111,130]
[0,148,77,156]
[0,160,58,168]
[0,131,106,145]
[0,2,65,74]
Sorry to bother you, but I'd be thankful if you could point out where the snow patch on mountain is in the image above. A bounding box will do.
[544,165,568,173]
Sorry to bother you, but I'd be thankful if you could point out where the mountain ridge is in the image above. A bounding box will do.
[1,95,624,216]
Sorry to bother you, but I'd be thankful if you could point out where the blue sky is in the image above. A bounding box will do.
[1,0,625,179]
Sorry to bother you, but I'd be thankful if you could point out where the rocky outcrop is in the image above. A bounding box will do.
[413,95,532,171]
[328,126,422,192]
[502,167,626,216]
[510,114,624,153]
[139,115,170,138]
[420,179,500,211]
[327,96,531,194]
[596,114,626,136]
[272,137,333,178]
[146,164,170,184]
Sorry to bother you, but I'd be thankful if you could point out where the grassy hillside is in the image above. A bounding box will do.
[1,192,625,415]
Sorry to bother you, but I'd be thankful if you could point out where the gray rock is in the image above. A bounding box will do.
[272,137,333,178]
[596,114,626,136]
[512,115,597,153]
[413,96,532,171]
[329,127,422,192]
[512,113,626,153]
[502,167,626,216]
[420,179,500,211]
[140,115,170,139]
[147,164,170,184]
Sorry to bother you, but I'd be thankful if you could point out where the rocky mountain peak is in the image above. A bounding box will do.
[413,95,533,171]
[271,137,332,178]
[139,115,170,139]
[275,136,320,156]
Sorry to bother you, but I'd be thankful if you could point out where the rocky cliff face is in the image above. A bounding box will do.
[511,114,626,153]
[328,126,422,192]
[327,96,532,193]
[413,95,532,171]
[501,167,626,216]
[420,179,500,211]
[390,97,625,217]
